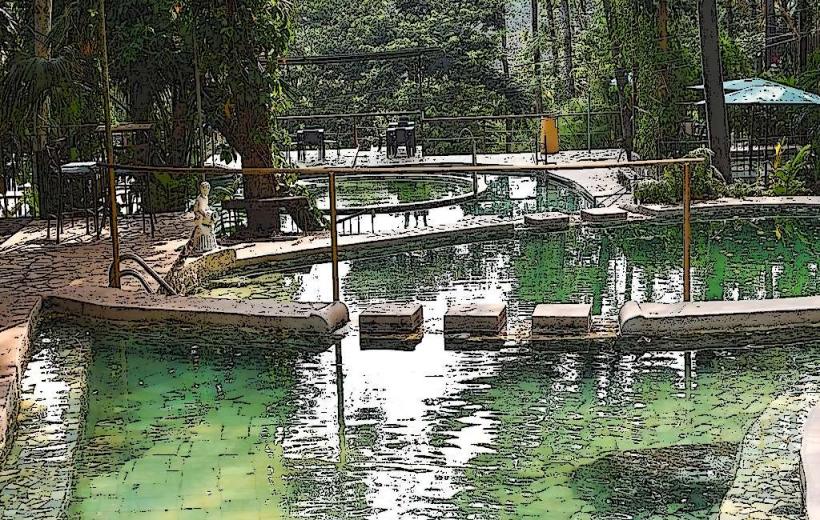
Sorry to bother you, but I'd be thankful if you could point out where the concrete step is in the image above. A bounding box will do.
[444,303,507,335]
[359,303,423,335]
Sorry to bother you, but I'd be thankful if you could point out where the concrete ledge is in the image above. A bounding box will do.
[523,212,570,231]
[45,287,349,334]
[720,392,819,520]
[359,303,423,335]
[803,404,820,520]
[619,296,820,337]
[0,299,42,460]
[581,207,628,224]
[532,303,592,335]
[444,303,507,335]
[630,196,820,221]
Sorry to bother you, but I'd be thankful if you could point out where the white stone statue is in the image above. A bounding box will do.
[188,181,217,255]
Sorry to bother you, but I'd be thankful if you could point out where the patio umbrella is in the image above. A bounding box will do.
[721,84,820,184]
[688,77,781,91]
[693,82,820,182]
[722,84,820,105]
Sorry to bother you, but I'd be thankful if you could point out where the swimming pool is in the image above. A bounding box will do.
[4,317,819,518]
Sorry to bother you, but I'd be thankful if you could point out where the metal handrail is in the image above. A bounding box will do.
[458,128,477,166]
[109,252,177,294]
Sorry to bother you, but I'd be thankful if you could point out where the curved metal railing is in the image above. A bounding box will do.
[109,252,177,294]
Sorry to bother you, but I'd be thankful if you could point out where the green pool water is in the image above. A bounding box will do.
[10,319,820,519]
[305,177,473,209]
[197,218,820,321]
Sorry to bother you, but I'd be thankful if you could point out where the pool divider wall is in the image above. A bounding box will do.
[44,287,350,335]
[626,195,820,222]
[619,297,820,336]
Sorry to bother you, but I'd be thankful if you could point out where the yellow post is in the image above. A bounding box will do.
[328,171,340,302]
[99,0,120,288]
[682,163,691,302]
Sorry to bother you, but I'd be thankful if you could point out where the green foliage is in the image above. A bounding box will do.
[768,142,812,196]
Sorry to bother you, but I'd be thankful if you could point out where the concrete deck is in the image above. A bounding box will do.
[46,287,349,334]
[231,148,635,212]
[619,296,820,337]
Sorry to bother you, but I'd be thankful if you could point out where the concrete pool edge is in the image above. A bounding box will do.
[0,298,42,460]
[44,287,350,334]
[720,390,820,520]
[802,403,820,520]
[304,173,490,216]
[172,197,820,294]
[619,297,820,337]
[628,196,820,221]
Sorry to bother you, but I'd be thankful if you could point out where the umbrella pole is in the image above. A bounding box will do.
[764,107,769,188]
[748,108,754,179]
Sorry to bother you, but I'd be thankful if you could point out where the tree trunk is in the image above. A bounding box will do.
[658,0,670,96]
[698,0,732,180]
[602,0,634,159]
[764,0,774,70]
[33,0,51,216]
[560,0,575,98]
[531,0,543,113]
[658,0,669,51]
[500,6,513,153]
[224,99,280,236]
[726,0,735,38]
[798,0,810,70]
[545,0,560,79]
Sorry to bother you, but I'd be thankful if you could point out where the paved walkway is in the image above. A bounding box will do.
[0,214,191,332]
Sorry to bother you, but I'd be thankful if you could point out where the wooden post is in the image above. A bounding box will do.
[328,171,340,302]
[682,163,691,302]
[99,0,120,288]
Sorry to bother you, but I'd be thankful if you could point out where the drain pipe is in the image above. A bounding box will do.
[458,128,478,197]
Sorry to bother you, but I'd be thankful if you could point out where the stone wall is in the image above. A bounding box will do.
[720,389,820,520]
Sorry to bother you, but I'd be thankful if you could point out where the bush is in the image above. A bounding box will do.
[725,182,764,198]
[633,179,676,205]
[633,151,726,205]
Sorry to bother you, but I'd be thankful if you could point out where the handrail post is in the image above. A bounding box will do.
[328,171,340,302]
[682,163,691,302]
[99,0,120,289]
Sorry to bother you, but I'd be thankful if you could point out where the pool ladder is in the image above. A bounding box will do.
[109,252,177,295]
[458,128,479,197]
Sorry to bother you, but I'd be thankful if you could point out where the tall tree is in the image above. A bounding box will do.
[33,0,51,214]
[531,0,543,113]
[544,0,560,80]
[193,0,293,235]
[798,0,811,70]
[698,0,732,179]
[602,0,633,159]
[560,0,575,98]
